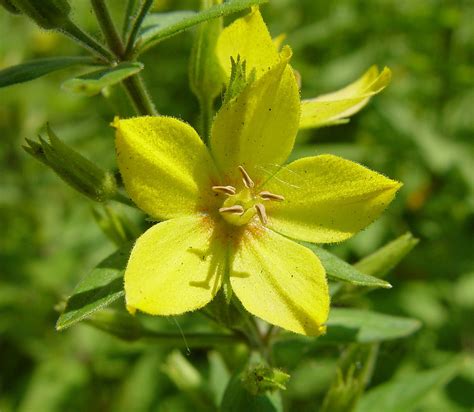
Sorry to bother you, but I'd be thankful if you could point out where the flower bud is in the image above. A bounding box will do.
[10,0,71,29]
[242,364,290,396]
[23,124,117,202]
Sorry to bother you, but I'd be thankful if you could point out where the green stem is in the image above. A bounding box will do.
[122,75,157,115]
[124,0,154,59]
[61,19,114,63]
[122,0,139,38]
[111,191,136,208]
[198,95,214,143]
[90,0,157,115]
[142,331,244,347]
[91,0,125,58]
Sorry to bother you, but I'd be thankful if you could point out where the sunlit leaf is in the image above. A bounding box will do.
[306,243,392,289]
[136,0,268,55]
[321,308,421,343]
[0,56,97,88]
[354,232,419,278]
[56,244,131,330]
[61,62,143,96]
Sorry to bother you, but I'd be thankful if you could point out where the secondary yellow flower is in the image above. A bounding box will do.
[113,38,400,339]
[216,7,392,129]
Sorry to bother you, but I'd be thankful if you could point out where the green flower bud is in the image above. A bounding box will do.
[10,0,71,29]
[242,364,290,396]
[189,0,225,101]
[23,124,117,202]
[223,56,256,105]
[0,0,21,14]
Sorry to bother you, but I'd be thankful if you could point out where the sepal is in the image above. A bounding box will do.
[23,124,117,202]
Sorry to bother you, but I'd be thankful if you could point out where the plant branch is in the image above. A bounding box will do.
[124,0,154,59]
[142,331,244,347]
[61,20,114,63]
[122,75,157,115]
[90,0,157,115]
[91,0,125,58]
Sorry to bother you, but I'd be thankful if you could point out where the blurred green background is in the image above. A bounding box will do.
[1,0,473,411]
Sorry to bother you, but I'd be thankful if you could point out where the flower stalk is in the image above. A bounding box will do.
[90,0,157,115]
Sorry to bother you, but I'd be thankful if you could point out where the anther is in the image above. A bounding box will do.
[259,191,285,201]
[212,185,236,195]
[255,203,268,225]
[219,205,244,215]
[238,165,255,188]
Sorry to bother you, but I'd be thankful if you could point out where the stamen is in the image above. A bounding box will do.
[238,165,255,188]
[259,191,285,201]
[219,205,244,215]
[254,203,268,225]
[212,185,236,195]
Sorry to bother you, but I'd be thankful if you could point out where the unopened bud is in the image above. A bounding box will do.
[23,124,117,202]
[10,0,71,29]
[242,364,290,396]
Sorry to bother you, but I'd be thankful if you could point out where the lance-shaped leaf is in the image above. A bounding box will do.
[61,62,144,96]
[0,56,97,88]
[300,66,391,129]
[354,232,419,278]
[320,308,421,343]
[135,0,268,55]
[56,243,132,330]
[355,360,462,412]
[305,243,392,289]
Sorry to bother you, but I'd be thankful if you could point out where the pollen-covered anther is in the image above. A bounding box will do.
[219,205,245,215]
[238,165,255,188]
[259,191,285,201]
[255,203,268,225]
[212,185,236,195]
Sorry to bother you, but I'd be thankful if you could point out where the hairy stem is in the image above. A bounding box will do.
[91,0,157,115]
[91,0,125,58]
[61,19,114,63]
[124,0,154,59]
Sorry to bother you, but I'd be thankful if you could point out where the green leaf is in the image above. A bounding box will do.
[61,62,144,96]
[136,0,268,55]
[56,243,132,330]
[306,243,392,289]
[0,56,97,88]
[321,308,421,343]
[355,361,462,412]
[354,232,419,278]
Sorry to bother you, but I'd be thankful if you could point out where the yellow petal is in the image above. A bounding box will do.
[210,47,300,182]
[230,227,329,336]
[300,66,392,129]
[114,116,218,220]
[216,7,279,80]
[263,155,402,243]
[125,216,225,315]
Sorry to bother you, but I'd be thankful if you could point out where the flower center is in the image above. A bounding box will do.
[212,166,284,226]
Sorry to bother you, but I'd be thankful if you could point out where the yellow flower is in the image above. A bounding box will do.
[216,7,392,129]
[112,32,400,338]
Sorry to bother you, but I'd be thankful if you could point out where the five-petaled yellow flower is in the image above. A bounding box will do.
[112,8,401,336]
